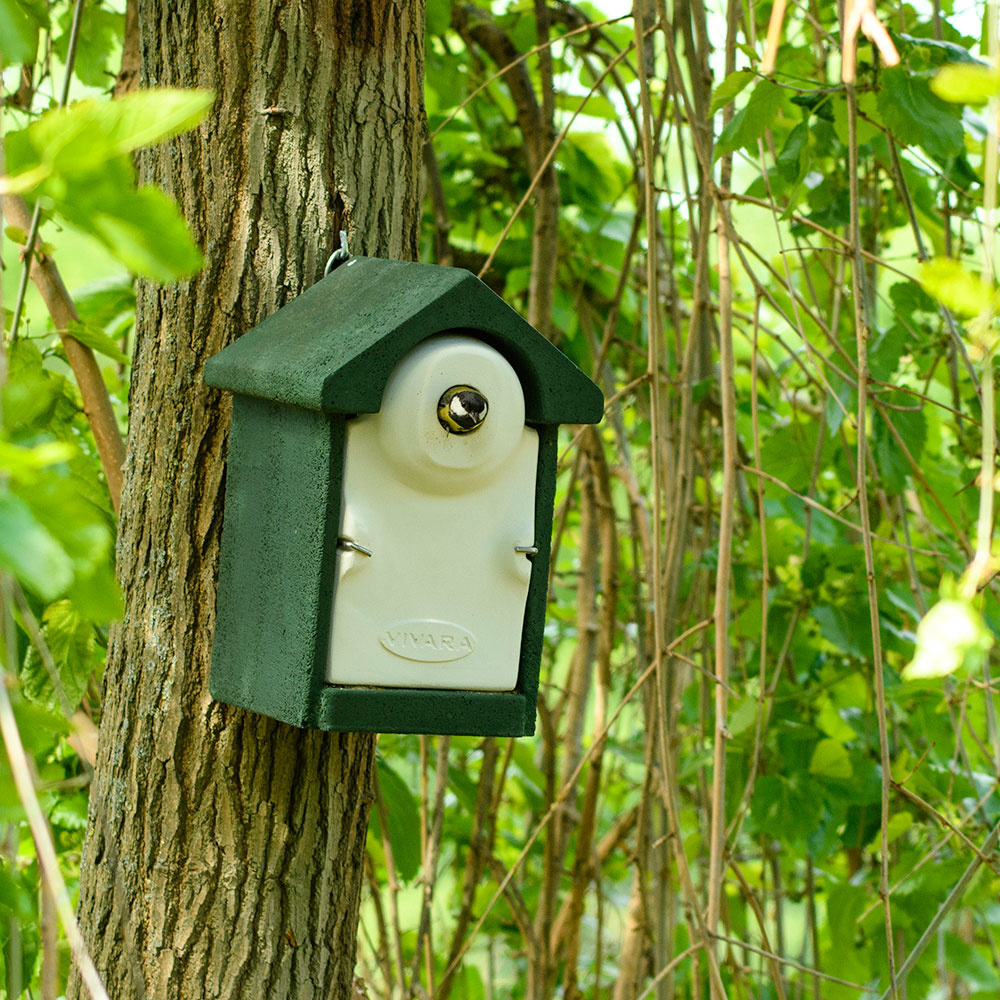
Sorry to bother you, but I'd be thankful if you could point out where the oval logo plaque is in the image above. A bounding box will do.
[379,620,477,662]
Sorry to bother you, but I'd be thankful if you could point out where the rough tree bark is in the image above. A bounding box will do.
[70,2,425,997]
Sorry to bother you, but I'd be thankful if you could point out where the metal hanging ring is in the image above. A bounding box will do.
[324,230,351,276]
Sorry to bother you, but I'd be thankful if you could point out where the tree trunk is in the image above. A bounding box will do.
[70,3,425,998]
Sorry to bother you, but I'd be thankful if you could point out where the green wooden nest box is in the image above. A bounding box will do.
[203,256,603,736]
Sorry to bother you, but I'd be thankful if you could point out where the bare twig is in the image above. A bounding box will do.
[0,657,109,1000]
[890,781,1000,873]
[712,933,877,993]
[846,70,898,1000]
[409,736,450,996]
[433,620,712,996]
[706,0,739,943]
[477,36,640,280]
[877,820,1000,1000]
[760,0,788,74]
[373,777,407,994]
[3,196,125,515]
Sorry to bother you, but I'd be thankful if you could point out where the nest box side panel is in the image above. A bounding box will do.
[515,424,560,735]
[210,396,342,727]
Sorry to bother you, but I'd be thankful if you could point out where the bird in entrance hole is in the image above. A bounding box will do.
[438,385,489,434]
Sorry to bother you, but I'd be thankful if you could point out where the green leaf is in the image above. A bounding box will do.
[0,0,38,65]
[728,687,760,737]
[775,121,809,182]
[375,757,421,882]
[11,693,66,754]
[944,935,1000,992]
[751,774,823,844]
[813,604,873,660]
[903,598,993,681]
[826,880,866,950]
[0,439,74,479]
[51,5,123,89]
[0,863,34,921]
[454,965,485,1000]
[72,277,135,330]
[869,324,910,381]
[932,62,1000,105]
[25,89,215,180]
[2,340,67,433]
[874,397,925,493]
[68,559,120,624]
[14,474,114,599]
[425,0,450,34]
[919,258,993,319]
[49,791,90,831]
[832,91,881,147]
[898,33,982,66]
[66,321,129,365]
[91,187,202,280]
[816,695,857,741]
[448,764,480,814]
[4,94,208,280]
[21,600,98,712]
[884,810,913,844]
[876,67,964,161]
[809,738,853,779]
[0,488,73,600]
[759,420,824,493]
[715,80,784,158]
[560,132,623,204]
[0,164,49,195]
[555,91,618,121]
[56,164,203,281]
[889,279,938,316]
[710,69,755,115]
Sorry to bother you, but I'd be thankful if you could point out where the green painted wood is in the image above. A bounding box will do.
[209,396,344,728]
[515,424,559,734]
[316,688,529,736]
[203,257,603,426]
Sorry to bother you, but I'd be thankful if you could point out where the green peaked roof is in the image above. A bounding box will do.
[203,256,603,425]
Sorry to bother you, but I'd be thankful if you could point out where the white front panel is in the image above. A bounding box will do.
[326,335,539,691]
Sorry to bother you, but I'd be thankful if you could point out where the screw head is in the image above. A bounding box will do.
[438,385,489,434]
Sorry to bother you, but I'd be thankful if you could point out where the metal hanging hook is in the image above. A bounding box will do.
[324,230,350,276]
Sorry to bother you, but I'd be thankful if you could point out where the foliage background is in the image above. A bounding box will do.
[2,0,1000,998]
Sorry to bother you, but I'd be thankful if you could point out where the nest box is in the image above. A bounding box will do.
[203,256,603,736]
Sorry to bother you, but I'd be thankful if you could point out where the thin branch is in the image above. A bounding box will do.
[712,933,877,993]
[373,778,407,994]
[432,12,628,140]
[846,70,898,1000]
[739,466,944,557]
[727,859,789,1000]
[409,736,451,996]
[877,819,1000,1000]
[433,619,713,997]
[890,781,1000,873]
[707,0,739,942]
[635,945,700,1000]
[477,36,641,281]
[0,653,109,1000]
[3,196,125,515]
